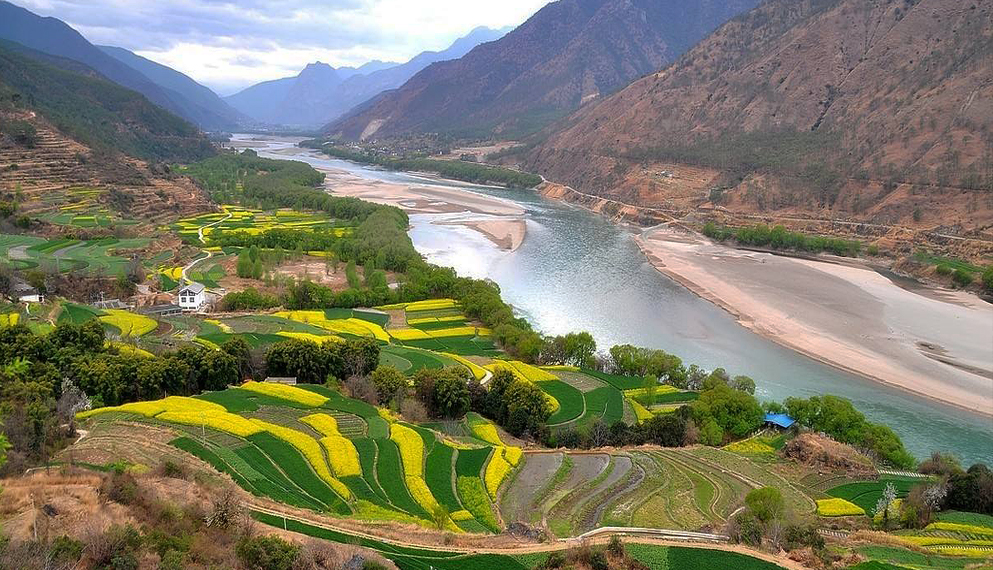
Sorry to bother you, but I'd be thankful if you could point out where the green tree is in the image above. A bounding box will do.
[503,379,551,437]
[433,369,470,419]
[371,365,407,405]
[745,487,784,523]
[236,535,299,570]
[563,331,596,368]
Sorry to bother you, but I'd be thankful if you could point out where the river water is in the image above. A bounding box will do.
[241,135,993,466]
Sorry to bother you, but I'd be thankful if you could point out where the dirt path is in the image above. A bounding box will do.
[181,208,232,288]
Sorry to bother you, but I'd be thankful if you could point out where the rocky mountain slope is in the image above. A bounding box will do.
[327,0,759,140]
[525,0,993,236]
[225,26,509,128]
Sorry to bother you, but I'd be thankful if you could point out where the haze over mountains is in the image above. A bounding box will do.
[224,26,511,128]
[327,0,760,139]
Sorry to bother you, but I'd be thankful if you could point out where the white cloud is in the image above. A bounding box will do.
[14,0,549,93]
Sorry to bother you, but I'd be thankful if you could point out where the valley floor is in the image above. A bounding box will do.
[636,227,993,417]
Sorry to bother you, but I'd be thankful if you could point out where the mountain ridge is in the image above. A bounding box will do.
[326,0,760,140]
[522,0,993,234]
[224,26,510,128]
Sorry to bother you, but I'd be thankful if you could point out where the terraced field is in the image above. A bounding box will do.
[539,371,628,430]
[382,299,500,356]
[170,206,352,244]
[826,477,918,513]
[0,234,150,275]
[78,383,512,533]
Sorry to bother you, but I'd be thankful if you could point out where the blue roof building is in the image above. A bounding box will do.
[764,412,796,429]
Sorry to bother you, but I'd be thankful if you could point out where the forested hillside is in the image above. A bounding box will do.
[0,42,213,163]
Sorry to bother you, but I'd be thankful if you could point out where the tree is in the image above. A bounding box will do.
[745,487,785,523]
[691,381,763,439]
[503,379,551,438]
[371,365,407,406]
[731,375,756,395]
[641,374,657,406]
[236,535,299,570]
[484,368,516,423]
[432,369,470,419]
[946,464,993,515]
[563,332,596,368]
[221,337,253,380]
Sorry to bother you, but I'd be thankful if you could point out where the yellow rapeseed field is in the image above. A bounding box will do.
[250,419,351,500]
[816,498,865,517]
[300,413,362,477]
[99,310,157,337]
[240,381,328,407]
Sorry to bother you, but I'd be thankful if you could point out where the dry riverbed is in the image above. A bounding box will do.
[637,227,993,417]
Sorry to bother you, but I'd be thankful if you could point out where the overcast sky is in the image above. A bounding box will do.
[17,0,550,95]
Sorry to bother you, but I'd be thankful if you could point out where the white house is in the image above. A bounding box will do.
[177,283,206,311]
[10,278,43,303]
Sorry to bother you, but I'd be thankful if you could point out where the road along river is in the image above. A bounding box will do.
[233,134,993,466]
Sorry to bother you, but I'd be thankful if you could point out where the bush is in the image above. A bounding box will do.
[236,535,300,570]
[371,365,408,405]
[746,487,785,523]
[952,268,973,287]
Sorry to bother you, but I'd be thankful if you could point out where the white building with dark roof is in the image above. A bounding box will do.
[177,282,206,311]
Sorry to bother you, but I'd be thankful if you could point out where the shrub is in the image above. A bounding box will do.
[746,487,785,523]
[371,365,408,404]
[236,535,299,570]
[952,268,974,287]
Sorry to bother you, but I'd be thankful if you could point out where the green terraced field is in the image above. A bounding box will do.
[827,478,917,513]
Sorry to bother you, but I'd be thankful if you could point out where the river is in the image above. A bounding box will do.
[237,135,993,466]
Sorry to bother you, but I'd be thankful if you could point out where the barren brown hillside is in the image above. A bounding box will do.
[525,0,993,239]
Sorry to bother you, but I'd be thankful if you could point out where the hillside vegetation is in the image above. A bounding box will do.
[0,42,213,163]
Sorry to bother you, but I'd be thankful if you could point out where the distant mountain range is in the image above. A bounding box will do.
[224,26,511,128]
[0,0,242,130]
[327,0,759,140]
[524,0,993,231]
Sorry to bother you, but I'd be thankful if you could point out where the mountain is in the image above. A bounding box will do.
[98,45,246,129]
[0,1,235,130]
[0,40,213,162]
[326,0,759,140]
[524,0,993,232]
[225,26,509,128]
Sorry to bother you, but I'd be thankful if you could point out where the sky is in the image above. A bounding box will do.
[17,0,550,95]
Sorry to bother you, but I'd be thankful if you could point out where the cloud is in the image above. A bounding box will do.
[15,0,549,93]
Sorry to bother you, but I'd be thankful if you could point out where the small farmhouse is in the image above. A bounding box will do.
[177,282,206,311]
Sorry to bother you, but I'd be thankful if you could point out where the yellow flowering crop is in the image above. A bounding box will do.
[274,311,390,342]
[541,365,579,371]
[250,419,351,500]
[300,414,362,477]
[925,522,993,536]
[405,299,457,311]
[107,341,154,358]
[816,498,865,517]
[99,310,157,337]
[78,395,224,419]
[406,315,464,325]
[628,398,653,422]
[467,415,503,446]
[0,313,19,326]
[240,381,328,407]
[450,509,474,521]
[205,319,233,333]
[158,410,262,437]
[440,353,488,381]
[388,328,432,341]
[484,450,512,498]
[484,360,556,382]
[389,424,424,478]
[276,331,341,344]
[424,326,491,338]
[899,536,993,547]
[503,446,522,467]
[623,385,680,400]
[723,438,775,454]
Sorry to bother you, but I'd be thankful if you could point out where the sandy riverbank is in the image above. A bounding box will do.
[637,227,993,416]
[289,152,527,251]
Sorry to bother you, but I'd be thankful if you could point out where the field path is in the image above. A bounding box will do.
[181,208,233,288]
[247,502,809,570]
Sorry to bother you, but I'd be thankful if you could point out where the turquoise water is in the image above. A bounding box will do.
[246,137,993,466]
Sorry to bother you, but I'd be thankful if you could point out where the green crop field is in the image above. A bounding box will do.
[0,234,149,275]
[827,478,917,513]
[80,383,507,533]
